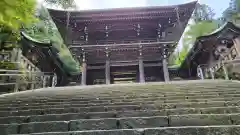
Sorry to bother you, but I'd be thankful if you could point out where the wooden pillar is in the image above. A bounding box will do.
[138,45,145,83]
[162,58,170,82]
[105,48,111,84]
[81,62,87,85]
[105,59,110,85]
[81,52,87,85]
[139,58,145,83]
[162,44,169,82]
[175,7,183,31]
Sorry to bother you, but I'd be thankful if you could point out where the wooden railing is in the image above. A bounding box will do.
[0,48,57,93]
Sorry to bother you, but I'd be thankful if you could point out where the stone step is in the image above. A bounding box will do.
[1,100,239,117]
[1,114,240,134]
[1,85,240,101]
[0,106,239,124]
[1,89,240,101]
[0,96,240,111]
[9,125,240,135]
[1,92,240,107]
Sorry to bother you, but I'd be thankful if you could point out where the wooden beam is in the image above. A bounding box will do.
[69,41,176,48]
[87,62,163,69]
[111,63,138,67]
[72,17,169,23]
[144,63,162,67]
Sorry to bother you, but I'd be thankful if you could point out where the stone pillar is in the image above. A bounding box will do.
[105,59,110,84]
[81,52,87,85]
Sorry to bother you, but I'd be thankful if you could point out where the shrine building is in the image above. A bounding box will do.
[179,22,240,80]
[48,1,197,85]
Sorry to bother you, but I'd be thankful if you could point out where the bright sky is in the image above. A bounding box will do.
[38,0,231,18]
[77,0,231,18]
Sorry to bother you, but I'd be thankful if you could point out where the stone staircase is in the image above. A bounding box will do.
[1,80,240,135]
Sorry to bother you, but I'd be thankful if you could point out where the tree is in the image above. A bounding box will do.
[183,21,218,46]
[0,0,37,50]
[193,3,215,22]
[223,0,240,23]
[0,0,36,30]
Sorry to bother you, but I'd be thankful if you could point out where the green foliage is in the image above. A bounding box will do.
[0,0,36,51]
[0,61,15,69]
[183,21,219,46]
[0,0,36,30]
[0,28,20,50]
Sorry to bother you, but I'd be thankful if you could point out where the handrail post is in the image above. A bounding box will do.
[222,62,229,80]
[209,68,215,80]
[30,66,35,90]
[197,65,204,80]
[14,48,22,92]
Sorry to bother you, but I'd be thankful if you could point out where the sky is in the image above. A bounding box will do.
[77,0,231,18]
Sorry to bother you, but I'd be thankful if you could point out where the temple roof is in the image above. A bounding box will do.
[46,1,197,65]
[48,1,197,21]
[179,22,240,74]
[48,1,197,27]
[47,1,197,46]
[20,32,81,74]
